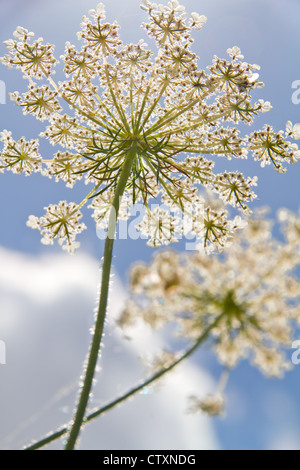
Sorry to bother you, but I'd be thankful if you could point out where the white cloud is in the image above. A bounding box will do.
[0,247,219,450]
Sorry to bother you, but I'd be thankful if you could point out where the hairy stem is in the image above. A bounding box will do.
[64,149,136,450]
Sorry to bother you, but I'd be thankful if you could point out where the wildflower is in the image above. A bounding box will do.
[89,188,130,230]
[5,1,300,449]
[247,125,300,172]
[9,84,62,121]
[120,208,300,384]
[0,131,41,175]
[189,13,207,30]
[1,29,57,79]
[138,207,180,247]
[1,1,299,253]
[26,201,86,253]
[46,151,83,188]
[286,121,300,140]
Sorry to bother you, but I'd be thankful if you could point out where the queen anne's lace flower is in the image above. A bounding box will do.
[1,29,57,79]
[9,84,62,121]
[89,189,130,230]
[247,125,300,173]
[214,172,257,211]
[46,151,83,188]
[120,208,300,383]
[26,201,86,253]
[1,1,299,252]
[0,131,41,175]
[138,207,180,247]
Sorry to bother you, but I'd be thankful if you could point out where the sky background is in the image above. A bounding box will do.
[0,0,300,450]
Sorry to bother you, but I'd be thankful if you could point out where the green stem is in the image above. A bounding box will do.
[24,313,223,451]
[64,149,136,450]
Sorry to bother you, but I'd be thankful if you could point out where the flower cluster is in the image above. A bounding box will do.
[188,394,225,417]
[0,130,41,175]
[1,27,57,79]
[119,207,300,414]
[26,201,86,253]
[1,1,300,252]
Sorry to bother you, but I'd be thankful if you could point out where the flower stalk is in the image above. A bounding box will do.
[65,148,136,450]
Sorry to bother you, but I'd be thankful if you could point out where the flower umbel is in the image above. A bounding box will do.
[120,208,300,400]
[1,1,299,251]
[26,201,86,254]
[0,130,41,175]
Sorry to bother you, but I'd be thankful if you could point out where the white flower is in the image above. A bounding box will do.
[26,215,40,230]
[121,207,300,381]
[0,135,42,175]
[249,72,260,83]
[226,46,244,60]
[167,0,185,12]
[26,201,86,253]
[257,99,272,112]
[13,27,34,42]
[88,3,106,20]
[1,1,299,252]
[140,0,153,11]
[286,121,300,140]
[247,125,300,173]
[138,208,180,247]
[189,13,207,30]
[252,347,291,378]
[0,129,12,143]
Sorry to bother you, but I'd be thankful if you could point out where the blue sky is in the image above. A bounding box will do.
[0,0,300,450]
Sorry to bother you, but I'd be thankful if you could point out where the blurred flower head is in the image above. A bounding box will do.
[120,206,300,381]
